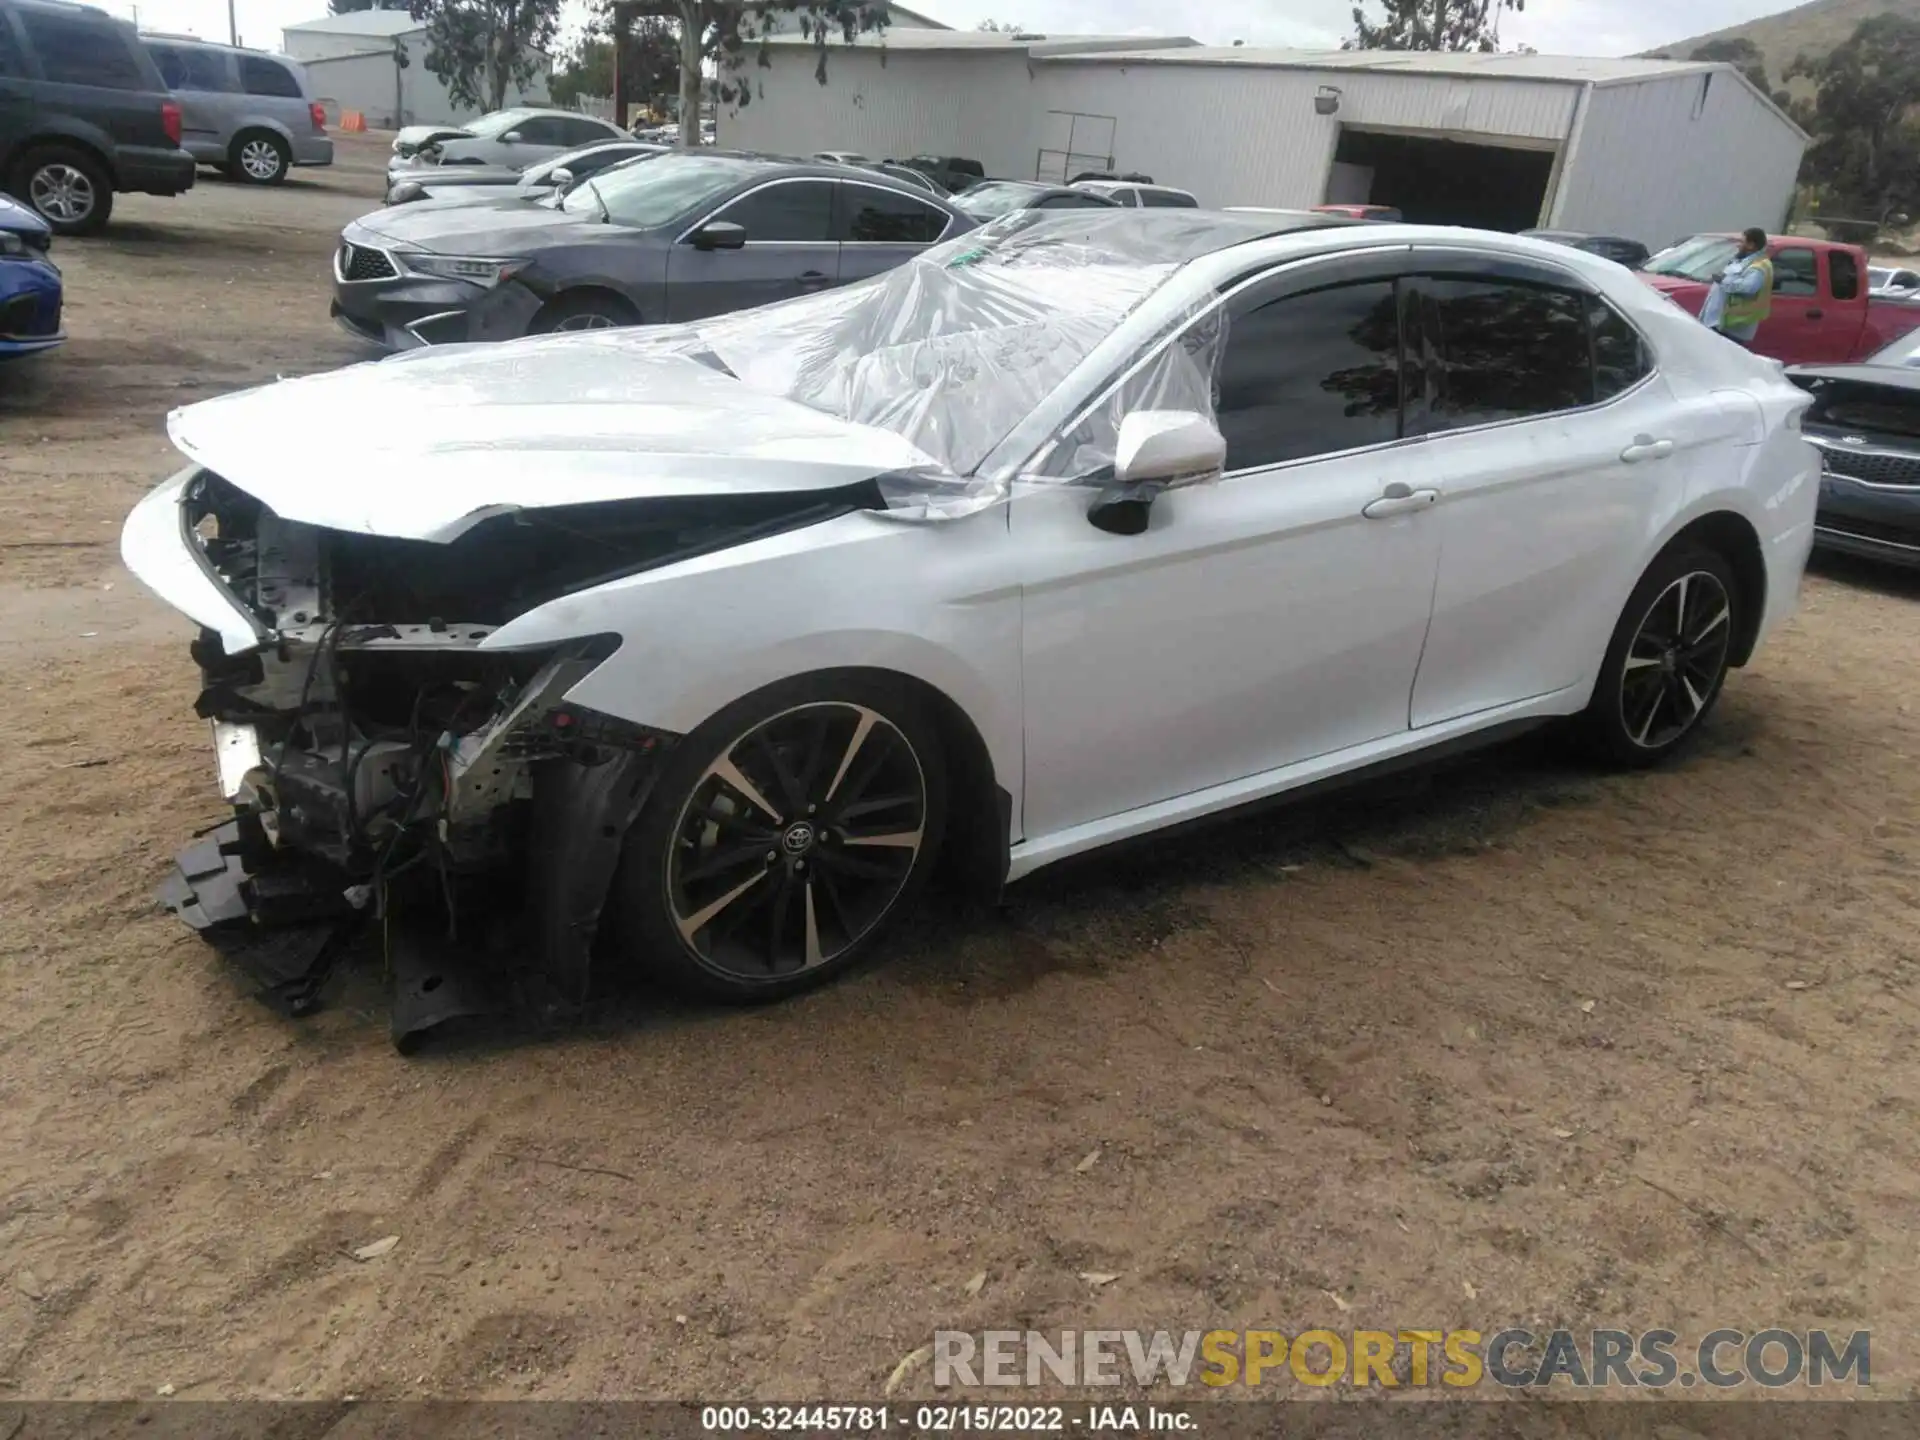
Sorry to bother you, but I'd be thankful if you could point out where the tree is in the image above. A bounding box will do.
[551,12,680,114]
[1789,14,1920,220]
[406,0,563,113]
[328,0,379,13]
[1345,0,1524,52]
[622,0,891,146]
[975,18,1022,31]
[1688,38,1788,108]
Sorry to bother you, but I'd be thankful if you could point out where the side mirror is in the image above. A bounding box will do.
[691,220,747,252]
[547,167,574,191]
[500,130,523,145]
[1087,410,1226,535]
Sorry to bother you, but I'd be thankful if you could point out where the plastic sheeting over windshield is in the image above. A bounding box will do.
[645,210,1257,518]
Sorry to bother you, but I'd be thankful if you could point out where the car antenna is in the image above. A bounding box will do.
[585,178,610,222]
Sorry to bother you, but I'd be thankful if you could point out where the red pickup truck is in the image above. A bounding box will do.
[1638,234,1920,365]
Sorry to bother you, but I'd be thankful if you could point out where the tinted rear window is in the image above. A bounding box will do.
[23,11,148,89]
[239,54,302,98]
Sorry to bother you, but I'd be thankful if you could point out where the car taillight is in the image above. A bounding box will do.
[161,100,182,146]
[310,102,327,133]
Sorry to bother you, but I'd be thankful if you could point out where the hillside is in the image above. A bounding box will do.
[1647,0,1920,86]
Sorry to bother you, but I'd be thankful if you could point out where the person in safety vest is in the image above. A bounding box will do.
[1698,227,1774,347]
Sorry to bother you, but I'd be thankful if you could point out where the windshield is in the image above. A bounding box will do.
[560,152,764,226]
[1644,235,1741,281]
[953,182,1044,219]
[463,109,537,140]
[561,210,1277,518]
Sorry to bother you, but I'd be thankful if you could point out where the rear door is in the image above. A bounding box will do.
[1404,256,1678,724]
[236,51,306,135]
[15,6,171,150]
[664,177,838,321]
[0,11,38,160]
[832,179,954,285]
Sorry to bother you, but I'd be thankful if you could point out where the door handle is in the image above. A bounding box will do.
[797,270,833,289]
[1806,307,1823,319]
[1361,482,1439,519]
[1620,435,1674,463]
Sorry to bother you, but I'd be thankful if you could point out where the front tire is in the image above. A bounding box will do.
[612,676,948,1003]
[13,145,112,235]
[1579,545,1740,767]
[529,291,639,334]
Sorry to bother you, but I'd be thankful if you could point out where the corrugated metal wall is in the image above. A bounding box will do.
[1036,60,1577,207]
[719,49,1044,179]
[1550,74,1805,246]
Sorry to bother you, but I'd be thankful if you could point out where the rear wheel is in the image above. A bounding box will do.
[1578,545,1740,767]
[612,676,947,1003]
[13,145,112,235]
[231,131,291,185]
[529,291,639,334]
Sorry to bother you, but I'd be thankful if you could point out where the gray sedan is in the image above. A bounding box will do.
[386,108,630,184]
[332,153,977,349]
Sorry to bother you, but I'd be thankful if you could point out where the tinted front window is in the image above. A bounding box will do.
[569,153,765,227]
[1830,250,1860,301]
[1036,193,1111,210]
[838,186,947,243]
[466,109,536,139]
[1215,281,1404,470]
[1421,278,1592,429]
[1142,189,1196,208]
[22,13,146,88]
[1773,247,1818,297]
[715,181,833,241]
[0,19,21,76]
[514,116,570,145]
[239,54,302,98]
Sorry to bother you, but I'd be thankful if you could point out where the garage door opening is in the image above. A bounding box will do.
[1331,128,1555,231]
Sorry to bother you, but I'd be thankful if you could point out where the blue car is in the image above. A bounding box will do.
[0,193,64,359]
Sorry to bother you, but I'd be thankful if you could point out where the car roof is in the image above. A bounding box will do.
[645,151,966,204]
[141,31,297,58]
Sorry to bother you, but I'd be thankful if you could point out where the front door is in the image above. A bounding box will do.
[1754,243,1850,364]
[665,178,839,322]
[1016,269,1444,841]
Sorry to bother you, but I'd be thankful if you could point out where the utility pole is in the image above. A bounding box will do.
[227,0,237,45]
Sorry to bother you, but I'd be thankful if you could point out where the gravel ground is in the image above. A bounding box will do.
[2,136,1918,1407]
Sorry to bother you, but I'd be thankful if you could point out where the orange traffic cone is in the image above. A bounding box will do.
[341,110,366,134]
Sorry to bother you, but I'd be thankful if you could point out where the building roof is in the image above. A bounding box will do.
[759,29,1197,56]
[1033,46,1725,87]
[284,10,421,39]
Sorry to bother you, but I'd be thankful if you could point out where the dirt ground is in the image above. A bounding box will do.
[2,135,1919,1407]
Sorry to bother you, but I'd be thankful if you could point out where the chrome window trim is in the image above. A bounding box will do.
[1020,245,1662,481]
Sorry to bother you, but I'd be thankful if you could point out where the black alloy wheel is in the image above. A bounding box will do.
[616,679,946,1001]
[1581,544,1740,766]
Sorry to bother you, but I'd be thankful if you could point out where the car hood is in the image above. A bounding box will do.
[0,192,50,240]
[351,198,596,249]
[165,334,941,542]
[1787,363,1920,392]
[395,123,472,149]
[1639,272,1704,295]
[404,163,521,188]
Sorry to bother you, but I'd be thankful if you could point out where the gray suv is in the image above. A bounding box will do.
[142,35,331,184]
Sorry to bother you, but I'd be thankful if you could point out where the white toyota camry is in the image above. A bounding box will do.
[123,210,1818,1016]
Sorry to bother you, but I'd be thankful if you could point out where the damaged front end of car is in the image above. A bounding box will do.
[126,465,870,1048]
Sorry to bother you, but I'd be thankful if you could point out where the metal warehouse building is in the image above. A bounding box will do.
[718,34,1808,246]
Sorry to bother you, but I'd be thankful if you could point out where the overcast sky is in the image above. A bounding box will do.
[116,0,1786,65]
